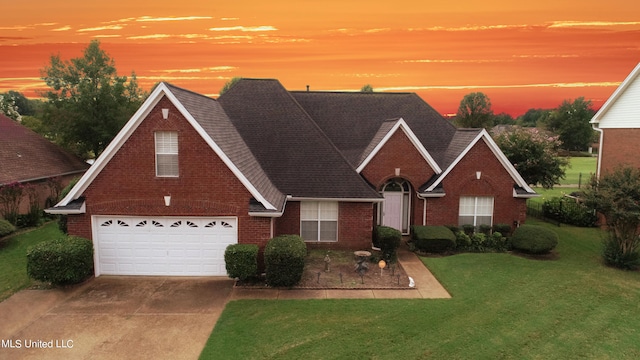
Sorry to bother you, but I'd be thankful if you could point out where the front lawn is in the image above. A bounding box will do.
[0,222,62,301]
[200,220,640,359]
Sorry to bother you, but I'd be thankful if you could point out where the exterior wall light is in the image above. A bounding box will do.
[164,195,171,206]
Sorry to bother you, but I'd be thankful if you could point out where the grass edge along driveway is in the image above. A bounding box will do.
[0,222,62,302]
[200,220,640,360]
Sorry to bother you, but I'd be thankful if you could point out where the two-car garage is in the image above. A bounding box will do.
[92,216,238,276]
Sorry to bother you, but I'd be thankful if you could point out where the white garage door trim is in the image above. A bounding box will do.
[92,216,238,277]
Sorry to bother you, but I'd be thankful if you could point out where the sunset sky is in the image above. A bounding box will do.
[1,0,639,116]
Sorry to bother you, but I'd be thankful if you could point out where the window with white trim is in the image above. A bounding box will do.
[458,196,494,227]
[300,201,338,241]
[155,131,178,177]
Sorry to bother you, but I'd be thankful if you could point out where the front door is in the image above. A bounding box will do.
[382,192,403,230]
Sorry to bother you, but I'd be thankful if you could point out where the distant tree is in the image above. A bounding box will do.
[584,166,640,270]
[41,40,144,158]
[517,108,551,127]
[544,97,595,152]
[455,92,493,129]
[360,84,373,92]
[494,128,569,189]
[219,77,242,95]
[492,112,514,126]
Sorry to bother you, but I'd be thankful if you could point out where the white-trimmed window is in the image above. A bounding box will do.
[300,201,338,241]
[155,131,179,177]
[458,196,494,227]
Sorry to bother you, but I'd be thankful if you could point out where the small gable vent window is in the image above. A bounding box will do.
[155,131,179,177]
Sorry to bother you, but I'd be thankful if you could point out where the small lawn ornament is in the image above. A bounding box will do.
[408,276,415,288]
[378,260,386,276]
[324,252,331,272]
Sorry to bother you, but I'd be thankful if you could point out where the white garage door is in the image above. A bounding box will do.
[93,216,238,276]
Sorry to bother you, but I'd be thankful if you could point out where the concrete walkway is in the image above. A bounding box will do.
[230,246,451,300]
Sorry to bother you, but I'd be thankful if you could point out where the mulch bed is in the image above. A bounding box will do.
[236,249,412,289]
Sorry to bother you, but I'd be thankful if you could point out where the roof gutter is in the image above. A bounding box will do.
[0,168,88,187]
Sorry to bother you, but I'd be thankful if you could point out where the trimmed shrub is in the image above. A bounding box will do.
[511,225,559,254]
[486,232,509,252]
[264,235,307,287]
[0,219,16,237]
[455,231,471,250]
[542,197,597,227]
[492,223,513,237]
[374,226,402,261]
[27,236,94,285]
[225,244,259,281]
[411,225,456,253]
[462,224,475,235]
[478,224,492,235]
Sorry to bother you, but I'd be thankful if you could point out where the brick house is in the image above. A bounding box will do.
[0,114,89,218]
[48,80,536,277]
[590,62,640,178]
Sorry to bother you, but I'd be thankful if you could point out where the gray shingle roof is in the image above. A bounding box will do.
[218,79,381,199]
[290,91,457,167]
[0,114,89,185]
[165,83,287,211]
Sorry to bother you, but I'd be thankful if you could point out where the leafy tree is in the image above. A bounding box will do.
[517,108,550,127]
[455,92,493,129]
[544,97,595,151]
[360,84,373,92]
[494,128,569,189]
[0,93,22,121]
[492,112,514,126]
[219,77,242,95]
[5,91,36,116]
[584,166,640,269]
[41,40,144,158]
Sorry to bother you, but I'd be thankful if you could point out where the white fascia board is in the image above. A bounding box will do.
[590,62,640,124]
[356,118,442,174]
[56,82,277,211]
[416,192,446,198]
[426,129,534,194]
[248,211,284,217]
[289,196,384,203]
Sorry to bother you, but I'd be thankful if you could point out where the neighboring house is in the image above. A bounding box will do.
[0,114,89,216]
[48,80,536,277]
[591,62,640,178]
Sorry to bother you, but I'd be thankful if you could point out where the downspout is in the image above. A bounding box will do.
[593,124,604,180]
[423,198,427,226]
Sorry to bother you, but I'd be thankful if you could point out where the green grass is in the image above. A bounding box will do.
[200,220,640,359]
[0,222,62,301]
[561,157,596,185]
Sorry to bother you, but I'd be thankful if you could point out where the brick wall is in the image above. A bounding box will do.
[600,128,640,176]
[360,128,436,227]
[67,96,271,245]
[274,201,374,250]
[425,139,527,228]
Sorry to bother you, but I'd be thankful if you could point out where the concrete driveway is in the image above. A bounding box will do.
[0,277,234,360]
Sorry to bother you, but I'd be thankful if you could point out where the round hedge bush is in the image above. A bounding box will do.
[27,236,94,285]
[374,226,402,261]
[225,243,259,281]
[511,225,558,254]
[0,219,16,237]
[264,235,307,287]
